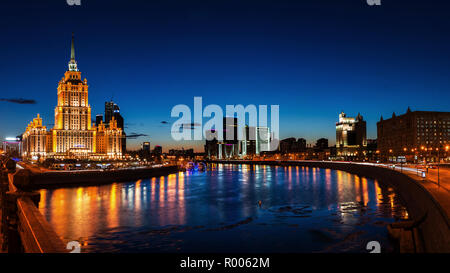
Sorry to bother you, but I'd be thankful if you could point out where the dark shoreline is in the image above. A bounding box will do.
[28,165,180,189]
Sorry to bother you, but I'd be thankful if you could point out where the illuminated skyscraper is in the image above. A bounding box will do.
[51,34,96,157]
[103,100,126,152]
[95,114,103,126]
[104,101,118,126]
[142,142,151,152]
[336,111,367,159]
[22,34,122,159]
[153,145,162,155]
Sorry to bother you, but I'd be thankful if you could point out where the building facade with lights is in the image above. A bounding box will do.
[204,117,271,159]
[22,114,48,158]
[2,137,23,157]
[102,100,126,153]
[377,108,450,162]
[21,35,123,160]
[336,111,367,159]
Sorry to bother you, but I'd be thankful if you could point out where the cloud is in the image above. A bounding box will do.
[158,121,170,128]
[0,98,36,104]
[126,132,148,139]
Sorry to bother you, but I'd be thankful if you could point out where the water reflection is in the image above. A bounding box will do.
[39,164,408,253]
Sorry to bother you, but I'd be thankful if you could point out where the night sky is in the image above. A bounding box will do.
[1,0,450,151]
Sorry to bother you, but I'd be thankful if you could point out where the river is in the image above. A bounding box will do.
[38,164,408,253]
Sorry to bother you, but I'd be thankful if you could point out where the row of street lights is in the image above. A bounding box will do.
[387,145,449,161]
[387,145,449,187]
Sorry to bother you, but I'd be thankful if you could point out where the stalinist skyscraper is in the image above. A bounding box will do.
[52,34,96,157]
[22,34,123,160]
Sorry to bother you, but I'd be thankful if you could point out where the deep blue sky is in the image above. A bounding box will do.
[1,0,450,151]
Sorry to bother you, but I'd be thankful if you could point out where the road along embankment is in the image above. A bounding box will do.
[208,160,450,253]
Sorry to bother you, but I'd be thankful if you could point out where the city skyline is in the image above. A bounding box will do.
[1,0,450,151]
[1,0,450,257]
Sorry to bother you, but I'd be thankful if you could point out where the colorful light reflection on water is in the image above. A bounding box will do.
[39,164,408,253]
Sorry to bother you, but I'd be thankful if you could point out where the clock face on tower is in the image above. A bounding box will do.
[69,61,78,71]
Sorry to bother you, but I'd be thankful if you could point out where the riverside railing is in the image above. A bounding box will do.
[0,156,67,253]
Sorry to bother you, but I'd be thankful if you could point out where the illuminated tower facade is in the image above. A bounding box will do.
[22,114,48,158]
[336,111,367,159]
[52,34,96,158]
[95,117,122,158]
[22,34,122,160]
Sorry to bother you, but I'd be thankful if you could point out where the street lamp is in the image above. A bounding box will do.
[446,145,449,162]
[427,147,433,170]
[414,147,419,176]
[434,145,449,187]
[437,147,441,187]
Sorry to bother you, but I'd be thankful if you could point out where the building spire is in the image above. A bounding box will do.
[68,33,78,72]
[70,32,75,60]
